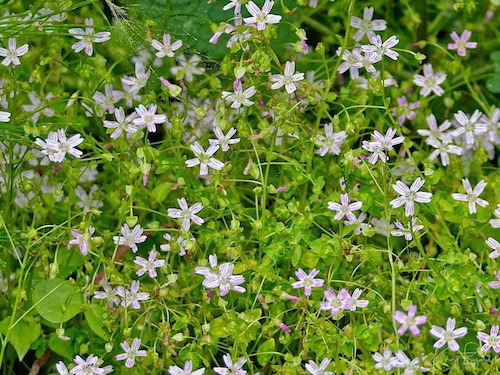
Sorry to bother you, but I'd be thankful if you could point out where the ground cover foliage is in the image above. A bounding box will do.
[0,0,500,374]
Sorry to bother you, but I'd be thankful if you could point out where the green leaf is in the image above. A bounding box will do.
[257,338,275,366]
[291,245,301,267]
[0,318,41,361]
[84,303,110,340]
[33,278,84,323]
[49,333,74,360]
[152,182,172,203]
[486,73,500,94]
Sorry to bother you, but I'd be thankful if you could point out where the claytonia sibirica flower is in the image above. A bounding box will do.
[243,0,282,31]
[487,238,500,259]
[391,218,424,241]
[68,18,111,56]
[93,84,123,114]
[133,103,166,132]
[418,114,452,142]
[209,126,240,152]
[304,358,333,375]
[151,33,182,58]
[350,7,387,42]
[362,34,399,60]
[393,304,427,336]
[450,110,487,146]
[427,136,462,166]
[23,92,55,123]
[337,48,363,76]
[372,128,404,151]
[390,177,433,217]
[344,213,370,235]
[116,280,150,310]
[477,325,500,353]
[328,193,363,221]
[451,178,489,214]
[70,354,113,375]
[103,107,139,139]
[0,111,10,122]
[55,361,69,375]
[213,354,247,375]
[373,349,398,371]
[171,54,205,82]
[413,64,447,97]
[488,271,500,289]
[113,224,147,253]
[221,80,256,108]
[134,250,165,278]
[169,360,205,375]
[315,124,347,156]
[430,318,468,351]
[291,268,324,296]
[75,185,102,213]
[343,288,369,311]
[320,288,350,316]
[36,129,84,163]
[122,62,151,92]
[167,198,204,231]
[0,38,29,66]
[185,142,224,175]
[392,96,420,126]
[448,30,477,57]
[93,283,120,308]
[394,350,429,374]
[116,338,147,368]
[68,226,95,256]
[481,107,500,143]
[195,255,245,296]
[271,61,304,94]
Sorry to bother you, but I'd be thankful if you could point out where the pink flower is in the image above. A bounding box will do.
[327,193,363,221]
[448,30,477,57]
[477,325,500,353]
[413,64,447,97]
[451,178,489,214]
[291,268,324,296]
[243,0,282,31]
[390,178,432,217]
[350,7,386,42]
[134,250,165,278]
[113,224,147,253]
[393,304,427,336]
[115,338,147,368]
[320,288,350,316]
[0,38,29,66]
[430,318,468,351]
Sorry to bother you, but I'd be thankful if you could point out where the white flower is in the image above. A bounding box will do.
[390,177,432,217]
[171,54,205,82]
[0,111,10,122]
[151,33,182,58]
[0,38,29,66]
[113,224,147,253]
[195,260,245,296]
[223,0,243,14]
[362,34,399,60]
[315,124,347,156]
[451,178,489,214]
[394,350,429,374]
[427,136,462,166]
[270,61,304,94]
[390,218,424,241]
[185,142,224,175]
[70,354,113,375]
[68,18,110,56]
[487,237,500,259]
[36,129,84,163]
[450,110,487,146]
[133,103,166,132]
[115,280,150,310]
[413,64,447,97]
[103,107,139,139]
[167,198,204,231]
[243,0,282,31]
[221,80,256,108]
[373,349,398,371]
[304,358,333,375]
[350,7,386,42]
[121,62,151,92]
[22,92,55,123]
[213,354,247,375]
[115,338,147,368]
[327,193,362,221]
[75,185,103,213]
[418,114,452,142]
[93,84,123,114]
[134,250,165,278]
[430,318,468,351]
[168,360,205,375]
[491,204,500,228]
[209,126,240,152]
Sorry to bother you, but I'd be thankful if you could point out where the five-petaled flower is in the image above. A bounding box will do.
[390,177,433,217]
[393,304,427,336]
[451,178,489,214]
[304,358,333,375]
[270,61,304,94]
[213,354,247,375]
[167,197,204,231]
[168,360,205,375]
[327,193,363,221]
[133,103,167,133]
[134,250,165,278]
[350,6,387,42]
[477,325,500,353]
[413,64,447,97]
[448,30,477,57]
[430,318,468,351]
[113,224,147,253]
[116,337,147,368]
[68,18,111,56]
[185,142,224,175]
[243,0,282,31]
[291,268,324,296]
[0,38,29,66]
[151,33,183,58]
